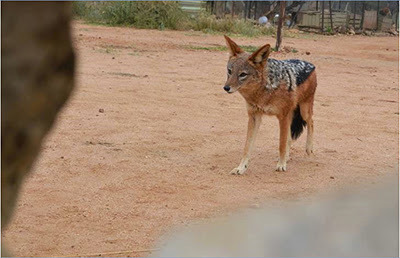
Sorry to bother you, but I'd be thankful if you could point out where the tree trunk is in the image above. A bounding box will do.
[224,1,227,17]
[248,1,252,19]
[2,1,75,235]
[275,1,286,51]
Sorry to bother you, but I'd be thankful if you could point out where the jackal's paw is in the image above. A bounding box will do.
[276,162,287,172]
[306,142,314,155]
[230,167,247,175]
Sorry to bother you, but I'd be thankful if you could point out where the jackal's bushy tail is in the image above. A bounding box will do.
[291,105,307,140]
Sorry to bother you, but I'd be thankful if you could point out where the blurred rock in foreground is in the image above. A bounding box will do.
[156,177,398,257]
[1,0,75,238]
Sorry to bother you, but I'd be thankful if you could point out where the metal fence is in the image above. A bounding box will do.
[203,1,399,32]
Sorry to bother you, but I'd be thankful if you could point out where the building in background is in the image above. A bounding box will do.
[200,1,399,32]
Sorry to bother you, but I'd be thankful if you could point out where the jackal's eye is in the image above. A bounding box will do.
[227,68,232,75]
[239,72,248,79]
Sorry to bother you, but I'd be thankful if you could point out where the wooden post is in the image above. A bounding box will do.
[338,1,341,11]
[316,1,318,11]
[376,0,380,30]
[353,1,356,28]
[360,1,366,30]
[321,1,325,32]
[275,1,286,51]
[248,1,252,19]
[231,1,234,18]
[224,1,227,17]
[329,1,333,31]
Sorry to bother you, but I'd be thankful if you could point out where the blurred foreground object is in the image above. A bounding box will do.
[156,176,398,257]
[1,0,75,247]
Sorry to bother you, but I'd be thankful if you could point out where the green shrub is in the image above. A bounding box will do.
[187,12,276,37]
[72,1,188,30]
[73,2,292,38]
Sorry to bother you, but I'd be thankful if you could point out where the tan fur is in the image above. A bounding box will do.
[224,36,317,174]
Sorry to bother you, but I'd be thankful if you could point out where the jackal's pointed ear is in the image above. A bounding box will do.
[248,44,271,67]
[224,35,244,57]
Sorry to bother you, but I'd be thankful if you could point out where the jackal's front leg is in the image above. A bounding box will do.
[230,112,262,175]
[276,114,291,172]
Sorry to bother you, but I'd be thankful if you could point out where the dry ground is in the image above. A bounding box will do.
[3,22,399,257]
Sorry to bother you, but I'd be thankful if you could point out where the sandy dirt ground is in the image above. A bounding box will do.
[3,22,399,257]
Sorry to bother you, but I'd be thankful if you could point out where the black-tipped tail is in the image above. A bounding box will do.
[291,105,307,140]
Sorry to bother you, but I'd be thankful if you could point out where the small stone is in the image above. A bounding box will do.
[388,29,398,36]
[330,176,335,179]
[282,46,292,53]
[339,25,347,34]
[306,51,311,55]
[99,108,104,113]
[363,30,372,36]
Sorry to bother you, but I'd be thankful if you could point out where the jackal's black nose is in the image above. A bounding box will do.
[223,85,230,92]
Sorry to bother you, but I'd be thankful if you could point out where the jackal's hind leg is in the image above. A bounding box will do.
[300,99,314,155]
[285,127,292,161]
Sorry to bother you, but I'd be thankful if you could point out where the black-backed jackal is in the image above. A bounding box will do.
[223,36,317,174]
